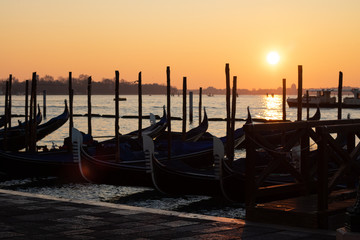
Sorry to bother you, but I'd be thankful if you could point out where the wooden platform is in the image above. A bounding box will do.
[246,189,356,230]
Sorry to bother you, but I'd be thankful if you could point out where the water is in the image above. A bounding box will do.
[0,94,358,219]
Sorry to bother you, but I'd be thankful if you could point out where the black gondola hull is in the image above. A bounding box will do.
[0,150,81,180]
[150,154,221,196]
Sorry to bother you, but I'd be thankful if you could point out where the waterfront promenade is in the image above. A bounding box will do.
[0,189,336,239]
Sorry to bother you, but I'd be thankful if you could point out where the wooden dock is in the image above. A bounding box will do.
[243,119,360,230]
[247,189,356,229]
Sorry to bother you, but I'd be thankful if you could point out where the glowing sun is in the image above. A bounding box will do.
[267,51,280,65]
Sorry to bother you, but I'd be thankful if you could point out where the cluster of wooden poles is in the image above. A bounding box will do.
[3,73,41,152]
[2,68,206,155]
[2,64,345,154]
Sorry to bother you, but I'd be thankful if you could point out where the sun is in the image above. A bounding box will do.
[267,51,280,65]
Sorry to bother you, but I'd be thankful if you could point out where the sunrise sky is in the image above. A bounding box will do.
[1,0,360,90]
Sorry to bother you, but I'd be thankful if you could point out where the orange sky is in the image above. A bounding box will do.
[1,1,360,90]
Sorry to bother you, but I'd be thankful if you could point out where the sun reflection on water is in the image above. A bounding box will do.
[262,94,283,120]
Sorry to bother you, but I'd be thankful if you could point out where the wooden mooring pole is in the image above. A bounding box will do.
[68,72,73,148]
[25,80,29,152]
[87,76,92,136]
[166,66,171,160]
[138,71,142,138]
[225,63,231,157]
[199,87,202,125]
[29,72,37,152]
[43,90,46,119]
[297,65,303,121]
[338,71,343,120]
[4,81,9,151]
[8,74,12,128]
[282,78,286,121]
[189,92,193,123]
[115,71,120,162]
[229,76,237,161]
[306,90,309,120]
[182,77,187,141]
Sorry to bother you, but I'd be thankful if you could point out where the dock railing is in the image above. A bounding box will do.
[244,119,360,215]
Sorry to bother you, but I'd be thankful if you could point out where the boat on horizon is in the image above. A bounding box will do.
[287,88,360,108]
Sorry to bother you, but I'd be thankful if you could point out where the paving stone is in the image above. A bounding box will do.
[160,220,199,227]
[0,231,24,238]
[63,228,95,235]
[76,215,103,220]
[0,189,337,240]
[111,209,141,215]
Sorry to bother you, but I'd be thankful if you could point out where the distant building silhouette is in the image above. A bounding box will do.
[0,76,350,96]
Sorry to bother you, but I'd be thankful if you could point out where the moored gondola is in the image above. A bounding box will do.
[0,105,42,132]
[145,135,221,196]
[124,106,168,139]
[0,101,69,151]
[0,101,82,180]
[73,127,151,186]
[0,148,81,180]
[72,108,222,185]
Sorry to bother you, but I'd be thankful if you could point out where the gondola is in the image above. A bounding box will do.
[0,105,42,132]
[216,137,297,202]
[72,109,215,186]
[308,106,321,120]
[0,101,81,179]
[144,135,221,196]
[146,107,301,197]
[124,106,167,139]
[96,106,168,151]
[147,134,294,198]
[72,127,152,186]
[0,115,7,128]
[146,107,246,194]
[0,147,81,180]
[238,106,321,149]
[0,101,69,151]
[156,108,209,142]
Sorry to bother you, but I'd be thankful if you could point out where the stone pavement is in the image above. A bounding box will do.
[0,189,336,239]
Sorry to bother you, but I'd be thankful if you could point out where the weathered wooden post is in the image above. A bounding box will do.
[8,74,12,128]
[245,123,257,210]
[43,90,46,119]
[338,71,343,120]
[138,71,142,138]
[229,76,237,161]
[182,77,187,141]
[33,73,38,151]
[316,126,329,228]
[166,66,171,160]
[87,76,92,136]
[4,81,9,151]
[115,71,120,162]
[189,92,193,123]
[301,90,311,187]
[282,78,286,121]
[306,90,309,120]
[68,72,73,149]
[225,63,231,158]
[25,80,29,152]
[297,65,303,121]
[29,72,37,152]
[199,87,202,125]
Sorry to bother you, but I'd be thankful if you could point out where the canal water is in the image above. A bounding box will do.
[0,94,357,219]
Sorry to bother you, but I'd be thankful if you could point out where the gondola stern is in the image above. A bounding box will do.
[71,127,92,183]
[143,134,166,194]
